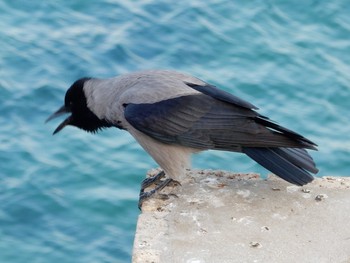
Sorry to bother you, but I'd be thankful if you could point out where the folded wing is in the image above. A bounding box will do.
[124,83,318,185]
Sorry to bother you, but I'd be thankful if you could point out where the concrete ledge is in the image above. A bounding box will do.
[132,169,350,263]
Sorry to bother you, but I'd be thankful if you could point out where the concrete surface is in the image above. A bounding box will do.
[132,169,350,263]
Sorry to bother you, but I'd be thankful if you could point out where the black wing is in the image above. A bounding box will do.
[124,94,316,151]
[124,85,318,185]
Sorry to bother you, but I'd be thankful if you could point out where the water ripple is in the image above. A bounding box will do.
[1,1,349,262]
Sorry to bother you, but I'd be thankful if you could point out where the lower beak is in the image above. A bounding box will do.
[46,105,72,135]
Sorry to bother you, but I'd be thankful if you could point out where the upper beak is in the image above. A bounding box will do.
[46,105,72,135]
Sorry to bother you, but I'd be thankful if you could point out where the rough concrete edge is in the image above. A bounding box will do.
[132,171,350,263]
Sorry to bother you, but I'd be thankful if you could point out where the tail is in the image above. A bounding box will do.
[243,147,318,186]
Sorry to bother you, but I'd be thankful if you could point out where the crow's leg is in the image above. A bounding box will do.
[138,177,180,209]
[140,170,166,193]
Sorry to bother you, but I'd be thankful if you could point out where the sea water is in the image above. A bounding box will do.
[1,1,349,262]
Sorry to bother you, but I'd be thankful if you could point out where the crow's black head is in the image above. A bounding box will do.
[46,78,112,134]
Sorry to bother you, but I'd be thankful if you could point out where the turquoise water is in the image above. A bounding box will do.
[1,1,349,262]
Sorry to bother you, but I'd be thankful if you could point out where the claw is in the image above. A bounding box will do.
[140,170,166,192]
[138,178,177,210]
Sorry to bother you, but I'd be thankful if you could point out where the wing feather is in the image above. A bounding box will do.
[124,93,316,150]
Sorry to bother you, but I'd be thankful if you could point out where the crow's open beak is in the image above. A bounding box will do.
[46,105,72,135]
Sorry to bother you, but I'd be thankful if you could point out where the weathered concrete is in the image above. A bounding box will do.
[132,169,350,263]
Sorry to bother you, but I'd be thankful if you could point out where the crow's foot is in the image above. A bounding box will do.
[140,170,166,193]
[138,176,180,210]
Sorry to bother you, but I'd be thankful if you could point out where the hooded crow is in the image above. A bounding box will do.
[47,70,318,206]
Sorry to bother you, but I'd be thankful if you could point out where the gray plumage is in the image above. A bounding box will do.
[47,70,318,186]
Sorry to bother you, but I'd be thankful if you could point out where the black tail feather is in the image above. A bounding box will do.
[277,148,318,174]
[254,116,318,150]
[243,147,318,186]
